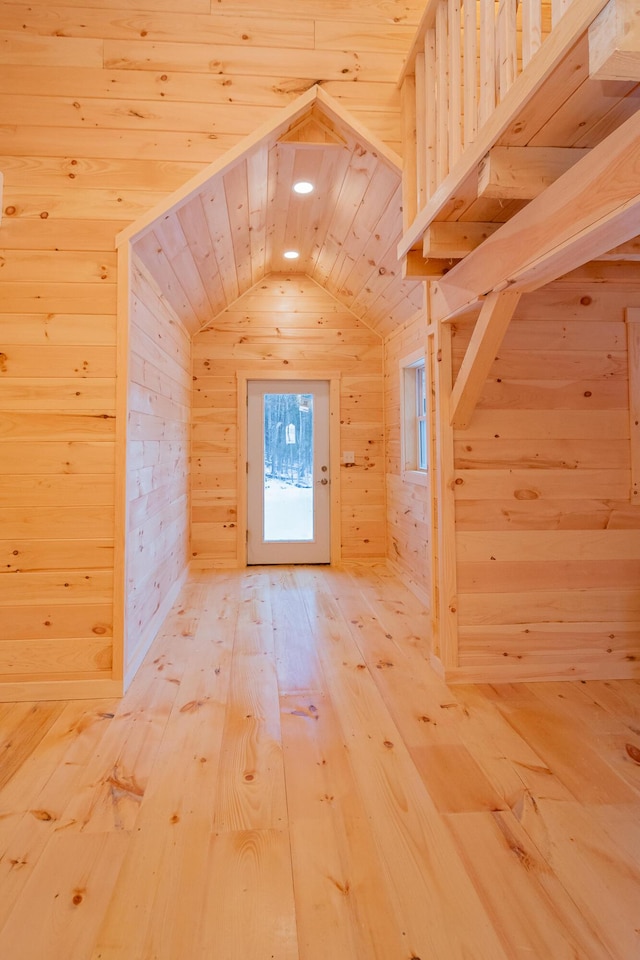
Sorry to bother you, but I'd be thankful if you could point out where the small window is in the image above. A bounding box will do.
[401,352,428,481]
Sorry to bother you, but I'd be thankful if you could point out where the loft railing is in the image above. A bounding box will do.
[399,0,591,234]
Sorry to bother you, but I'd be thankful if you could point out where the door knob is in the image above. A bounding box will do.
[317,478,329,485]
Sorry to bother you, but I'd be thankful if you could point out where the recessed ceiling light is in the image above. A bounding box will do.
[283,250,300,260]
[293,181,314,195]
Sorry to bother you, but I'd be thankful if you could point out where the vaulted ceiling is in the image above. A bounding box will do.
[122,86,424,339]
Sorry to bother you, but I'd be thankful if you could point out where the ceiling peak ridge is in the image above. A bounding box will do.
[123,86,420,339]
[117,85,402,252]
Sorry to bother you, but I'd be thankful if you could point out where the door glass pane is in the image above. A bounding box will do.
[263,393,314,542]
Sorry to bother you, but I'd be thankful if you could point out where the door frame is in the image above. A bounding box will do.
[246,378,330,564]
[236,370,342,567]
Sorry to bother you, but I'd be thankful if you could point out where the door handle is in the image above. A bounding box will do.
[316,478,329,485]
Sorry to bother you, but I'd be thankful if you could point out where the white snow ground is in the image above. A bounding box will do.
[263,477,313,541]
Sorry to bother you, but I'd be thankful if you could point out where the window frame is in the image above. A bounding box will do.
[400,349,428,486]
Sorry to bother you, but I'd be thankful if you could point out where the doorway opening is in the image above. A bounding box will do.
[247,379,331,564]
[114,85,403,690]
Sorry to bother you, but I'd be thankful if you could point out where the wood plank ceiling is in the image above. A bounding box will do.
[126,87,424,339]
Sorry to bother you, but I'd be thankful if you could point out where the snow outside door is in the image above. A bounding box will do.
[247,380,330,564]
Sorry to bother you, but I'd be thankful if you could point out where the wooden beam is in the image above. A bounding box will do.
[561,261,640,282]
[589,0,640,80]
[403,250,461,279]
[278,112,346,147]
[449,290,521,429]
[478,146,589,200]
[314,85,404,171]
[398,0,611,258]
[430,107,640,322]
[423,221,501,258]
[596,236,640,260]
[626,308,640,505]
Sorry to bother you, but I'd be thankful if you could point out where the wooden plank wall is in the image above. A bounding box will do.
[0,216,118,701]
[124,257,191,686]
[450,272,640,681]
[383,314,430,601]
[0,0,419,698]
[191,275,385,565]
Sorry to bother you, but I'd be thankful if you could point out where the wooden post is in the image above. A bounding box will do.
[113,240,131,691]
[236,374,249,568]
[626,308,640,505]
[431,308,459,672]
[589,0,640,80]
[426,326,440,659]
[329,377,342,565]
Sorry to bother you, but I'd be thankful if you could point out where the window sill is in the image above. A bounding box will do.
[402,469,428,487]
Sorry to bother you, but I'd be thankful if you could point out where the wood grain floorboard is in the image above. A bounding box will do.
[0,563,638,959]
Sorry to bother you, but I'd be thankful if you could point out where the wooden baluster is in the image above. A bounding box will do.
[414,53,427,211]
[551,0,572,28]
[498,0,518,100]
[401,74,418,229]
[463,0,478,147]
[521,0,542,67]
[448,0,463,168]
[425,27,438,199]
[479,0,496,127]
[436,0,450,182]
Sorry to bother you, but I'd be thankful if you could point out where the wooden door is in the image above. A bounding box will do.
[247,380,331,564]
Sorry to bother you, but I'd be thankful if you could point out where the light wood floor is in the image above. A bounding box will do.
[1,563,639,959]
